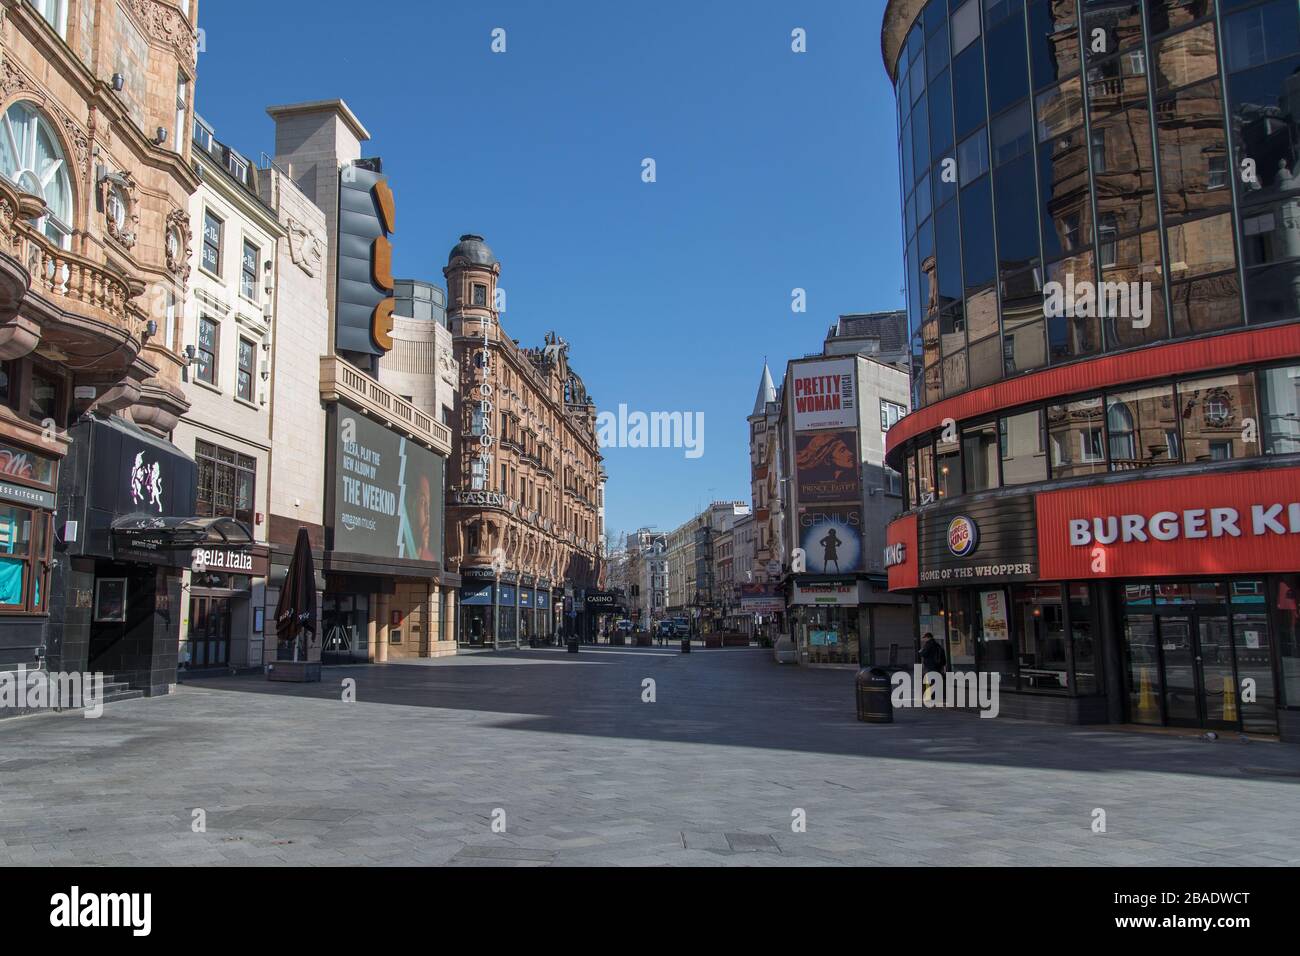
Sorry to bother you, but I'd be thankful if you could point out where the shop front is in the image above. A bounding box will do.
[582,589,623,642]
[0,433,60,672]
[319,403,455,663]
[497,579,519,648]
[51,415,198,696]
[458,571,495,648]
[788,578,864,665]
[182,535,270,671]
[535,581,552,644]
[887,466,1300,735]
[518,579,535,645]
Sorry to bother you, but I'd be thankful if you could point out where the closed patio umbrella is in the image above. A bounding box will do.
[275,527,317,661]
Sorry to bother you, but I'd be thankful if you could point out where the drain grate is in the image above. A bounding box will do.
[724,832,781,852]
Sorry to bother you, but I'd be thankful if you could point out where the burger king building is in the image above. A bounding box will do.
[880,0,1300,739]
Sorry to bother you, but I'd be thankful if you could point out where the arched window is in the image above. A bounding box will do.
[0,101,73,249]
[1107,401,1136,465]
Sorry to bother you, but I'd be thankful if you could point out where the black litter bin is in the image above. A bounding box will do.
[529,636,538,648]
[680,637,691,654]
[567,637,579,654]
[855,666,893,723]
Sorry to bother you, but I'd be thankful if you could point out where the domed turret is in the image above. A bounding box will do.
[448,234,496,267]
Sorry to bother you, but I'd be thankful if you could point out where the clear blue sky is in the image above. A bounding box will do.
[194,0,903,543]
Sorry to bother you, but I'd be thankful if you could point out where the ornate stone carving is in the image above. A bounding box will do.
[286,217,324,277]
[165,207,191,284]
[0,196,17,252]
[437,342,457,384]
[126,0,198,66]
[100,169,139,249]
[0,52,33,102]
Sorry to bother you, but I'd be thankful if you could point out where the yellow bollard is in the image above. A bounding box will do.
[1223,674,1238,723]
[1138,666,1156,718]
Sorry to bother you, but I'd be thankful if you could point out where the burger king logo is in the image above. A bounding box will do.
[947,515,978,557]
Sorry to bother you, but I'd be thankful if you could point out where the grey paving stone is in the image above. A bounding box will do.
[0,646,1296,866]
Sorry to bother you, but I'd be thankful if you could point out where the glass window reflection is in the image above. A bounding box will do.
[1156,79,1230,222]
[1176,371,1260,462]
[1047,395,1107,478]
[1153,22,1220,94]
[1106,384,1179,469]
[1259,364,1300,454]
[1028,0,1080,89]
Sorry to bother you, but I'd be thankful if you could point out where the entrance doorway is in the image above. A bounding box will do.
[321,593,370,663]
[1121,580,1278,733]
[184,594,231,669]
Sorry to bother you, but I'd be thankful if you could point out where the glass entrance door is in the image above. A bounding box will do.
[1157,613,1199,725]
[1155,608,1236,730]
[184,594,231,669]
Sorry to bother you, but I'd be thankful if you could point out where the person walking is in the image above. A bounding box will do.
[919,631,946,673]
[918,631,946,705]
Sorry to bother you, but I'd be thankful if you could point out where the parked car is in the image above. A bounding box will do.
[616,619,633,634]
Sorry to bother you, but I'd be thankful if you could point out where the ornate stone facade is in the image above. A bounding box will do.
[0,0,199,439]
[443,234,603,633]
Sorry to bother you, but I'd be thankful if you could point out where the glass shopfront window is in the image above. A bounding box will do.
[1274,575,1300,708]
[793,605,865,665]
[945,588,977,669]
[975,587,1016,684]
[1121,578,1280,730]
[320,592,370,663]
[0,505,49,613]
[459,581,495,646]
[1012,584,1068,691]
[498,584,518,646]
[1068,583,1098,694]
[1230,580,1277,732]
[1122,584,1161,723]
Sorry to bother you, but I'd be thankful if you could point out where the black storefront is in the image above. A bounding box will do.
[49,415,197,696]
[904,496,1112,723]
[581,589,624,643]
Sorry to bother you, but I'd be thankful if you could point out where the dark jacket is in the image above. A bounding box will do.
[919,638,947,672]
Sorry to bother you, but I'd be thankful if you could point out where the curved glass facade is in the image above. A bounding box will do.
[894,0,1300,411]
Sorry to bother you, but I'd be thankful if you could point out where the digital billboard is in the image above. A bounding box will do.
[332,406,443,563]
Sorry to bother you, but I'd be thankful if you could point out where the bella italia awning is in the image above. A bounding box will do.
[110,514,253,552]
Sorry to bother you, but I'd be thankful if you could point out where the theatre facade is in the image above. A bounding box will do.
[881,0,1300,737]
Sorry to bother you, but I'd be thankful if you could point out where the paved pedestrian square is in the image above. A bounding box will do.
[1,647,1297,866]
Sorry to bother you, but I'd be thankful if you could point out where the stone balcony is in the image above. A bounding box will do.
[0,177,189,433]
[0,178,140,367]
[320,354,452,456]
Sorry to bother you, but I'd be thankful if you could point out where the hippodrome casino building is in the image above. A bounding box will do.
[880,0,1300,738]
